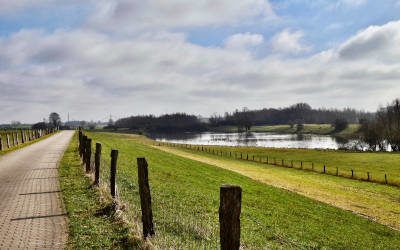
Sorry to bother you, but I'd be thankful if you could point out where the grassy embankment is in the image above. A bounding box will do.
[58,133,133,249]
[155,143,400,230]
[81,131,400,249]
[165,144,400,185]
[0,131,57,156]
[211,124,360,137]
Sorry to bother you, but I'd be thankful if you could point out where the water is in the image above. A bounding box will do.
[150,132,361,150]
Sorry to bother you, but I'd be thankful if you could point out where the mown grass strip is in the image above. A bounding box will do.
[58,133,134,249]
[87,132,400,249]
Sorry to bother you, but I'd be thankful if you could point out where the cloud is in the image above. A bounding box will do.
[86,0,276,33]
[0,2,400,123]
[270,29,311,55]
[338,20,400,62]
[223,33,264,50]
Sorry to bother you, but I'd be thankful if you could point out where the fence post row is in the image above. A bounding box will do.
[94,143,102,186]
[137,157,155,238]
[219,185,242,250]
[110,149,118,198]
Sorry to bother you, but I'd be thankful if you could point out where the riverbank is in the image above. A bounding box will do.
[210,124,360,138]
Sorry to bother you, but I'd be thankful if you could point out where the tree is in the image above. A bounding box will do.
[332,118,348,132]
[49,112,61,127]
[32,122,47,130]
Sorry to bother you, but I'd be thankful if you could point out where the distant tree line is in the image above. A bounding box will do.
[113,103,373,133]
[359,99,400,151]
[114,113,207,133]
[209,103,372,132]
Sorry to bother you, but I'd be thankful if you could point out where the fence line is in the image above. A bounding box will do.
[0,128,58,152]
[157,142,400,187]
[78,130,242,249]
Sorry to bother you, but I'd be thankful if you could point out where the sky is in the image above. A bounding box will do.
[1,0,400,123]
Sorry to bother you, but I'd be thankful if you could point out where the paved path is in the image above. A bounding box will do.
[0,131,74,249]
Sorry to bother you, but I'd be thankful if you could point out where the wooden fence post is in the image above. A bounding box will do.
[311,162,314,171]
[94,143,102,186]
[219,185,242,250]
[137,157,155,237]
[20,130,25,144]
[367,172,370,181]
[323,165,326,173]
[336,167,339,176]
[0,136,3,151]
[384,174,388,184]
[82,136,87,162]
[110,150,118,198]
[300,161,303,169]
[85,138,92,173]
[351,170,354,178]
[6,134,10,148]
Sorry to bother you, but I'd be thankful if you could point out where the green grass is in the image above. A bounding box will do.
[177,144,400,185]
[85,131,400,249]
[210,123,360,136]
[58,133,133,249]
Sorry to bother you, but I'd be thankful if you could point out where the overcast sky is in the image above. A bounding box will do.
[1,0,400,123]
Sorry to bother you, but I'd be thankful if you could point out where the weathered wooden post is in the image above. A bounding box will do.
[336,167,339,176]
[323,165,326,173]
[266,156,269,164]
[20,130,25,144]
[110,150,118,198]
[0,136,3,151]
[137,157,155,237]
[219,185,242,250]
[311,162,314,171]
[82,135,87,162]
[367,172,370,181]
[252,155,255,161]
[94,143,102,186]
[14,132,18,146]
[85,138,92,173]
[351,170,354,178]
[300,161,303,169]
[246,154,248,160]
[6,134,10,148]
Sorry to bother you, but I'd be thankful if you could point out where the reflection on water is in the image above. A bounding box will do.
[150,132,358,150]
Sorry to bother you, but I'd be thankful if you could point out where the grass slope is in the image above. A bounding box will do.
[58,133,132,249]
[156,144,400,230]
[86,132,400,249]
[178,144,400,185]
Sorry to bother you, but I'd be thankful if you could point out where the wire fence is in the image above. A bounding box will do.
[157,142,400,187]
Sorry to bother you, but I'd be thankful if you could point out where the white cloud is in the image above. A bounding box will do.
[223,33,264,50]
[86,0,276,33]
[337,20,400,62]
[338,0,367,7]
[270,29,311,54]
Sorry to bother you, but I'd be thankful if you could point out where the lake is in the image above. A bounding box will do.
[150,132,361,150]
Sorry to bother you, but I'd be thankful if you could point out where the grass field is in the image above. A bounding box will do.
[169,144,400,185]
[211,124,360,137]
[59,134,133,249]
[82,131,400,249]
